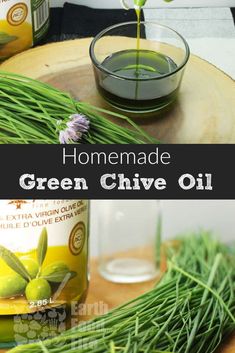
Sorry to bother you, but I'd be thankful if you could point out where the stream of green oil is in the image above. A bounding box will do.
[98,4,178,112]
[136,7,141,51]
[135,7,141,99]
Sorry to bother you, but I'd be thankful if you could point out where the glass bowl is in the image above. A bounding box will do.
[90,21,190,114]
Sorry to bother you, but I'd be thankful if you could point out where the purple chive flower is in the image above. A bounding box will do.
[59,130,67,144]
[67,114,90,133]
[59,114,90,144]
[59,128,81,144]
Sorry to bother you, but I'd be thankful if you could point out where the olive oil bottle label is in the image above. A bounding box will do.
[0,0,49,61]
[0,200,89,316]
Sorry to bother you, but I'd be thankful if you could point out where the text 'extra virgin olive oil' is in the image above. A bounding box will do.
[0,200,89,348]
[99,49,178,113]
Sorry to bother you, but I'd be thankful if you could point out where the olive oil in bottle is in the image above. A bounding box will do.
[0,0,50,61]
[0,200,89,348]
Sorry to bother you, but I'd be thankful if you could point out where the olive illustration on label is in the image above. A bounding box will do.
[0,227,77,306]
[25,278,52,303]
[21,259,39,279]
[0,274,27,299]
[41,261,76,283]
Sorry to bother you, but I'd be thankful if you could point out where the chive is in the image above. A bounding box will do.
[155,204,162,270]
[9,232,235,353]
[0,71,158,144]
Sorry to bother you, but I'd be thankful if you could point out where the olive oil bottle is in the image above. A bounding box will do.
[0,200,89,348]
[0,0,49,61]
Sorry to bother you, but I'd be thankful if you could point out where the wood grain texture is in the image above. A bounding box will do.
[0,38,234,351]
[1,37,235,143]
[0,257,234,352]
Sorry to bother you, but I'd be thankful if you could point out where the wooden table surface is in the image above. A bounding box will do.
[1,257,234,352]
[0,38,234,351]
[1,37,235,143]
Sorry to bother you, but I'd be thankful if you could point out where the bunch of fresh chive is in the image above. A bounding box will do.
[0,71,157,144]
[10,232,235,353]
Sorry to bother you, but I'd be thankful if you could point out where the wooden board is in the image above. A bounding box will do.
[1,38,235,143]
[1,256,234,353]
